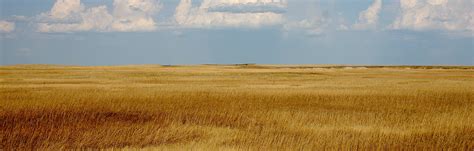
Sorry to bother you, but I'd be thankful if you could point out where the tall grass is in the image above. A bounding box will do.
[1,65,473,150]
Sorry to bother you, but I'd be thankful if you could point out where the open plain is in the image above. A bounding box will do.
[0,65,473,150]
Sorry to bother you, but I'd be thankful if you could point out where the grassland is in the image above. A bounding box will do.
[1,64,473,150]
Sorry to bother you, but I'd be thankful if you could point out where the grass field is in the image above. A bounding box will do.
[1,64,473,150]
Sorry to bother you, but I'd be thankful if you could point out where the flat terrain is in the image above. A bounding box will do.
[1,65,473,150]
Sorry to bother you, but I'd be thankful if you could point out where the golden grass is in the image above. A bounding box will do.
[1,64,473,150]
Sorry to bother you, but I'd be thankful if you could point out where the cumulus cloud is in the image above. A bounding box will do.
[49,0,84,20]
[0,21,15,33]
[37,0,162,33]
[391,0,473,31]
[352,0,383,30]
[38,6,113,32]
[174,0,287,28]
[111,0,162,31]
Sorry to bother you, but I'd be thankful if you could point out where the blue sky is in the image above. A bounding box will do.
[0,0,473,65]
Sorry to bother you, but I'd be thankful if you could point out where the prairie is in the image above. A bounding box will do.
[0,64,473,150]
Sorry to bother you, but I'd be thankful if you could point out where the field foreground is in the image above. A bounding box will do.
[1,65,473,150]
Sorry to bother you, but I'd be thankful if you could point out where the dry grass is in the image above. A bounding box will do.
[1,64,473,150]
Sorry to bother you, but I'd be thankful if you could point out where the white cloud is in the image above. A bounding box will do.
[11,15,30,22]
[337,24,349,31]
[0,21,15,33]
[352,0,383,30]
[49,0,84,20]
[207,0,287,13]
[38,6,113,33]
[282,9,352,37]
[111,0,162,31]
[283,17,329,36]
[37,0,162,33]
[391,0,473,31]
[174,0,287,28]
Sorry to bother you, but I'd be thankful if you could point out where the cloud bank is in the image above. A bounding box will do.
[175,0,287,28]
[1,0,470,36]
[391,0,473,31]
[37,0,162,33]
[0,21,15,33]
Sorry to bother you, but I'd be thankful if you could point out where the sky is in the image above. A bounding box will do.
[0,0,473,65]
